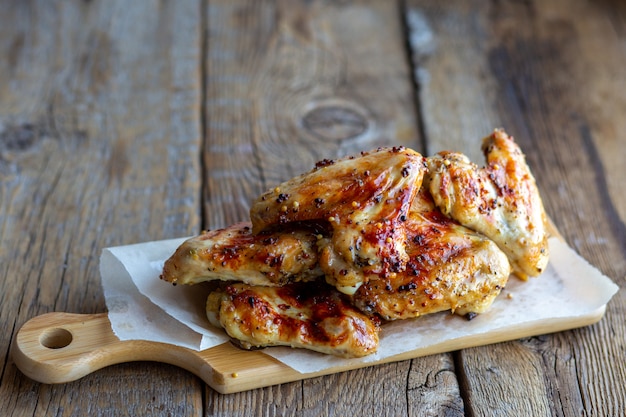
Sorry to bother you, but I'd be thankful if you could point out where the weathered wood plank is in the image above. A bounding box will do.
[406,0,626,415]
[407,354,464,417]
[2,0,623,415]
[202,0,422,228]
[0,0,204,415]
[405,5,553,414]
[201,0,461,415]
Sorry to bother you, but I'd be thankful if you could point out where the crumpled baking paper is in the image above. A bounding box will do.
[101,237,619,374]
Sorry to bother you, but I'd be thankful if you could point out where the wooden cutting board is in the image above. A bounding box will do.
[13,306,606,394]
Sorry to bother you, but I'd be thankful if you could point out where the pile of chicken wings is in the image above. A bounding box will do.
[160,129,549,357]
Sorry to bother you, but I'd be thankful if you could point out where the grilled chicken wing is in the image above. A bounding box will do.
[206,281,380,358]
[250,146,426,294]
[160,222,322,286]
[425,129,549,279]
[352,188,510,320]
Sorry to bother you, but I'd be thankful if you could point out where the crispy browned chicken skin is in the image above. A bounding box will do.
[352,188,510,320]
[161,222,322,287]
[206,281,380,358]
[250,146,426,295]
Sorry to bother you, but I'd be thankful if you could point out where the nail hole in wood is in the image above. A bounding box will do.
[40,328,73,349]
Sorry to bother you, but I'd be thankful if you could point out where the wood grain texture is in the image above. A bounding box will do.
[1,0,625,416]
[407,354,464,417]
[0,0,205,415]
[406,0,626,416]
[201,0,462,415]
[202,0,421,228]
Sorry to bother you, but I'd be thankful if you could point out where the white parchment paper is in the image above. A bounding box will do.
[101,237,229,351]
[101,237,619,374]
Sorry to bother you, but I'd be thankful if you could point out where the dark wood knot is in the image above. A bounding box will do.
[302,105,368,141]
[0,123,39,152]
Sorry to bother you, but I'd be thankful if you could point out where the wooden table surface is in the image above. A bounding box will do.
[1,1,624,415]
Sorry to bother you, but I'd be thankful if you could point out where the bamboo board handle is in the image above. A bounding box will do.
[12,313,213,386]
[12,312,301,394]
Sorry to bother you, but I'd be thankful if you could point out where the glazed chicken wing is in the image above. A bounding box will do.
[206,281,380,358]
[352,188,511,320]
[250,146,426,294]
[160,222,322,286]
[425,129,549,279]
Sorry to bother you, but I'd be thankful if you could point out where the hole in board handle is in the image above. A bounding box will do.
[40,328,73,349]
